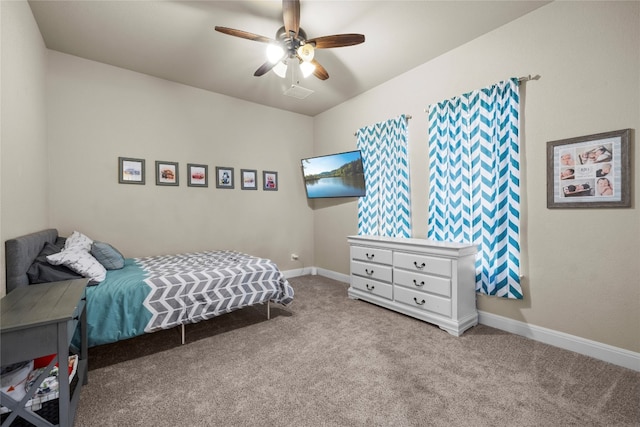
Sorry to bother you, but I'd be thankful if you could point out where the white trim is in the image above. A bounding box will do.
[282,267,315,279]
[478,311,640,372]
[283,267,349,283]
[282,267,344,283]
[316,268,349,284]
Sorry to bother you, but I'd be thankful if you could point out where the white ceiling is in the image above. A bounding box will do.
[29,0,549,117]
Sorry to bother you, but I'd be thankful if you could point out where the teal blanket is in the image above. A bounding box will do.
[83,258,151,347]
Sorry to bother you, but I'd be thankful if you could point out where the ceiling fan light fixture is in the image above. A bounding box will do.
[266,43,285,64]
[296,43,315,62]
[273,61,288,78]
[300,61,316,78]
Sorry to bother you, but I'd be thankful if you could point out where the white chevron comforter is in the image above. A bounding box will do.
[81,250,294,347]
[137,250,294,332]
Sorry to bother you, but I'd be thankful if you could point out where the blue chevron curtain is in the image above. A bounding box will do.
[427,79,522,299]
[356,115,411,237]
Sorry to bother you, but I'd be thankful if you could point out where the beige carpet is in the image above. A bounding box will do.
[75,275,639,426]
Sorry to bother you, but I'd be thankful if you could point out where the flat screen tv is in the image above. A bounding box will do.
[301,150,366,199]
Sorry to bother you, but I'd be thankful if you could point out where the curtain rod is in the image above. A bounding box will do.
[423,74,541,113]
[519,74,541,82]
[354,115,412,136]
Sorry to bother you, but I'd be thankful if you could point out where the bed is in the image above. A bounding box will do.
[4,229,294,347]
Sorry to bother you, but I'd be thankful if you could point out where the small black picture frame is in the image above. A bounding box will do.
[156,161,179,186]
[263,171,278,191]
[118,157,145,185]
[187,164,208,187]
[241,169,258,190]
[215,166,234,189]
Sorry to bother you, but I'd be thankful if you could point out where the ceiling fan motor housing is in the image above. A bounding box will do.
[276,26,310,60]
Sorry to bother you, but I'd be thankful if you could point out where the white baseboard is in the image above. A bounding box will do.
[478,310,640,372]
[282,267,315,279]
[315,268,349,284]
[283,266,348,282]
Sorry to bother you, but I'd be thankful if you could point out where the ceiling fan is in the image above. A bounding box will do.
[214,0,365,81]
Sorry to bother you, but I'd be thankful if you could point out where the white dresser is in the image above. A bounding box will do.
[347,235,478,336]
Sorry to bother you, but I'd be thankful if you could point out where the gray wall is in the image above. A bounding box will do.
[0,1,49,296]
[313,1,640,353]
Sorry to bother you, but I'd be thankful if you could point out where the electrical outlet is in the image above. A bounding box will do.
[291,253,299,261]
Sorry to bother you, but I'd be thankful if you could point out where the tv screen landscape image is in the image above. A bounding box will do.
[301,150,366,199]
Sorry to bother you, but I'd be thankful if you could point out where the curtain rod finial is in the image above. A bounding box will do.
[519,74,541,82]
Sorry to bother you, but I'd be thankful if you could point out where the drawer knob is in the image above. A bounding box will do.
[365,268,374,276]
[366,283,375,291]
[413,297,426,306]
[414,261,426,270]
[366,253,375,260]
[413,280,425,287]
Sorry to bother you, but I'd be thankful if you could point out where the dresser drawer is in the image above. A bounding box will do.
[394,269,451,298]
[351,275,393,300]
[351,260,392,283]
[394,252,451,277]
[394,286,451,317]
[351,245,393,265]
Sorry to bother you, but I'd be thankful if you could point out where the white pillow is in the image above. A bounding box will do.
[47,247,106,282]
[64,231,93,251]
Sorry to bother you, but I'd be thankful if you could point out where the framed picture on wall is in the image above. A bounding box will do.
[187,164,208,187]
[263,171,278,191]
[118,157,145,185]
[241,169,258,190]
[156,161,179,186]
[215,166,234,189]
[547,128,631,208]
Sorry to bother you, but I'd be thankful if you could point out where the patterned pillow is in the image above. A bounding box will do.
[47,247,106,283]
[64,231,93,251]
[91,241,125,270]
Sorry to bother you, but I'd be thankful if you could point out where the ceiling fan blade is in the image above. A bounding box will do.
[283,0,300,38]
[214,26,273,44]
[307,34,365,49]
[311,59,329,80]
[254,61,277,77]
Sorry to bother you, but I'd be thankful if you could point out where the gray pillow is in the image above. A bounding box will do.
[91,241,125,270]
[27,242,83,284]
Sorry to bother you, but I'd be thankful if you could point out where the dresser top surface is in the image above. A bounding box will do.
[348,235,478,253]
[1,279,87,333]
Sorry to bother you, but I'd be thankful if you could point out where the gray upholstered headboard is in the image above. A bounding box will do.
[5,228,59,293]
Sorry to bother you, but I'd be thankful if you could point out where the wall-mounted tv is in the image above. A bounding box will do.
[301,150,366,199]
